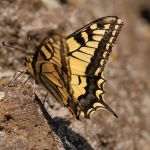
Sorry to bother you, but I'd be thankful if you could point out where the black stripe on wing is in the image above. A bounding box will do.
[67,16,124,118]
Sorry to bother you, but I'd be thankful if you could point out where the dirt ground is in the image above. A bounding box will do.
[0,0,150,150]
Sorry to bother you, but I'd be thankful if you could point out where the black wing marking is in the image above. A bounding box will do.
[66,16,124,118]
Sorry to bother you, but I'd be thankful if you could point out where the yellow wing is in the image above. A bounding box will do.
[66,16,124,118]
[25,33,81,116]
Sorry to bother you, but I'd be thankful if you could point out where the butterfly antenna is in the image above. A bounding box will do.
[2,41,27,55]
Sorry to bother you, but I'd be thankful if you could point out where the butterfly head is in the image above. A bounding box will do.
[24,54,35,78]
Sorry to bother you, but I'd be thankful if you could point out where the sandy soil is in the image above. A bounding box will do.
[0,0,150,150]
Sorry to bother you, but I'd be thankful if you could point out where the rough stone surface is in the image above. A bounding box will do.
[0,0,150,150]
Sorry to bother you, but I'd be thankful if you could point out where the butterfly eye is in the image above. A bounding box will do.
[24,57,28,66]
[24,61,26,66]
[25,57,27,62]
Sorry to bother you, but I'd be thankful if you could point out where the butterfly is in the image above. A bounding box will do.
[24,16,123,119]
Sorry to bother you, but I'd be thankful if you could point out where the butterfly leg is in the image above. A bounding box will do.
[43,92,48,104]
[22,75,30,85]
[0,70,26,90]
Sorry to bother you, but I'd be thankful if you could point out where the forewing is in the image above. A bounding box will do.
[66,16,124,118]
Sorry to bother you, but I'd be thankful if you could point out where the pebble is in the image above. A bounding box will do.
[0,92,5,101]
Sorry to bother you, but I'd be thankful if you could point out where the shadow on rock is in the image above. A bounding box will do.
[34,94,93,150]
